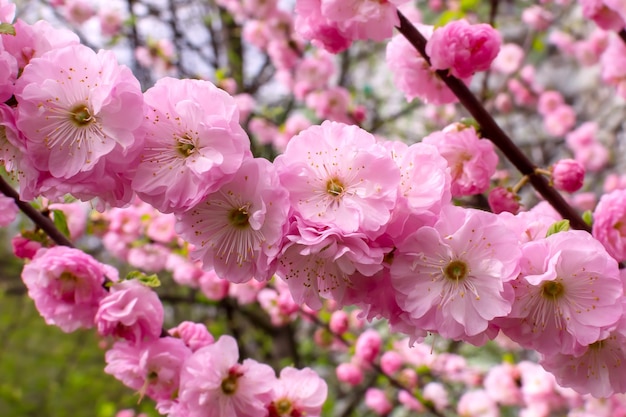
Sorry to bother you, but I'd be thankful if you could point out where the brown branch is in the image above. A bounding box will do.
[395,11,590,233]
[0,176,73,247]
[619,29,626,46]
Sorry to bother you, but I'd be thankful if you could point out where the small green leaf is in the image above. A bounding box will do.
[125,271,161,287]
[52,209,71,238]
[460,0,480,12]
[0,23,15,36]
[436,10,466,26]
[546,219,570,237]
[582,210,593,226]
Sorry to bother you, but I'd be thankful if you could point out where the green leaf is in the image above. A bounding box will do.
[582,210,593,226]
[436,10,466,26]
[52,209,71,238]
[546,219,570,237]
[125,270,161,287]
[460,0,480,12]
[0,22,15,36]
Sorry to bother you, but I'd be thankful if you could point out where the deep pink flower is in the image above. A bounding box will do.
[488,186,521,214]
[422,124,498,197]
[498,230,623,356]
[426,19,501,79]
[132,77,251,213]
[592,189,626,262]
[552,159,585,193]
[390,206,520,343]
[21,246,117,332]
[169,321,215,352]
[104,337,191,401]
[178,335,276,417]
[176,157,290,283]
[275,121,400,236]
[268,367,328,417]
[96,280,164,344]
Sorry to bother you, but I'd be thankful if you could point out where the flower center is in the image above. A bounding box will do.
[228,204,251,229]
[444,260,468,281]
[69,104,93,126]
[326,177,345,198]
[176,134,196,157]
[275,398,294,415]
[221,367,243,395]
[541,280,564,299]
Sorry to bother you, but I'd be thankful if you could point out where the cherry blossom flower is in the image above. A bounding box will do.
[178,335,276,417]
[498,230,623,356]
[21,246,117,332]
[592,188,626,262]
[132,77,251,213]
[274,120,400,236]
[552,159,585,193]
[169,321,215,352]
[390,206,521,343]
[426,19,501,79]
[176,157,290,283]
[95,279,164,344]
[268,367,328,417]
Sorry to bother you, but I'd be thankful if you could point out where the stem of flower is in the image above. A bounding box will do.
[395,11,590,233]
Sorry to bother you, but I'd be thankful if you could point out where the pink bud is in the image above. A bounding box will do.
[488,186,521,214]
[329,310,349,335]
[355,329,382,363]
[552,159,585,192]
[336,362,363,386]
[12,235,43,260]
[380,351,403,375]
[365,388,393,415]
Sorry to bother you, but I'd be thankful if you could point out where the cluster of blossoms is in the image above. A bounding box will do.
[7,0,626,415]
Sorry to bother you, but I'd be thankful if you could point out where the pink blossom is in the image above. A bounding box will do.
[99,8,124,37]
[132,77,251,213]
[336,362,363,385]
[566,122,597,149]
[355,329,382,363]
[198,269,230,300]
[581,0,625,31]
[0,0,15,22]
[176,157,289,283]
[522,5,554,31]
[294,0,352,53]
[422,125,498,197]
[268,367,328,417]
[574,142,609,173]
[169,321,215,352]
[488,186,521,214]
[391,206,521,343]
[178,335,276,417]
[592,189,626,262]
[492,43,525,74]
[48,201,89,240]
[426,19,501,79]
[483,363,523,405]
[457,390,499,417]
[552,159,585,193]
[0,193,18,226]
[380,351,403,375]
[543,104,576,137]
[304,86,352,123]
[423,382,449,411]
[600,35,626,99]
[275,121,400,235]
[329,310,349,334]
[386,25,461,104]
[21,246,117,332]
[12,234,42,260]
[364,388,392,415]
[95,280,164,344]
[104,337,191,401]
[498,230,623,356]
[537,91,564,116]
[64,0,96,25]
[127,244,170,272]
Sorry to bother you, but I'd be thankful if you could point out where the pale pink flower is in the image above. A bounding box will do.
[551,159,585,193]
[127,244,170,272]
[492,43,524,74]
[422,125,498,197]
[354,329,382,363]
[179,335,276,417]
[292,50,335,100]
[198,269,230,300]
[104,337,191,401]
[21,246,117,332]
[390,206,520,343]
[0,0,15,22]
[336,362,363,385]
[275,121,400,235]
[0,193,18,226]
[543,105,576,137]
[95,280,164,344]
[304,86,351,123]
[268,367,328,417]
[483,363,523,405]
[592,189,626,262]
[64,0,96,25]
[426,19,501,79]
[176,157,289,283]
[600,36,626,99]
[169,321,215,352]
[99,8,124,37]
[498,230,623,356]
[364,388,392,415]
[423,382,449,411]
[132,77,251,213]
[566,121,597,149]
[521,5,554,31]
[386,25,461,104]
[457,390,499,417]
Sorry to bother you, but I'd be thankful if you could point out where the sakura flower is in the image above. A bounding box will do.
[592,188,626,262]
[169,321,215,352]
[268,367,328,417]
[95,279,164,344]
[178,335,276,417]
[457,390,499,417]
[274,120,400,236]
[422,124,498,197]
[104,337,191,401]
[498,230,623,356]
[390,206,521,343]
[176,157,290,283]
[21,246,117,332]
[15,43,143,179]
[0,193,18,226]
[426,19,501,79]
[364,388,393,415]
[551,159,585,193]
[133,77,251,213]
